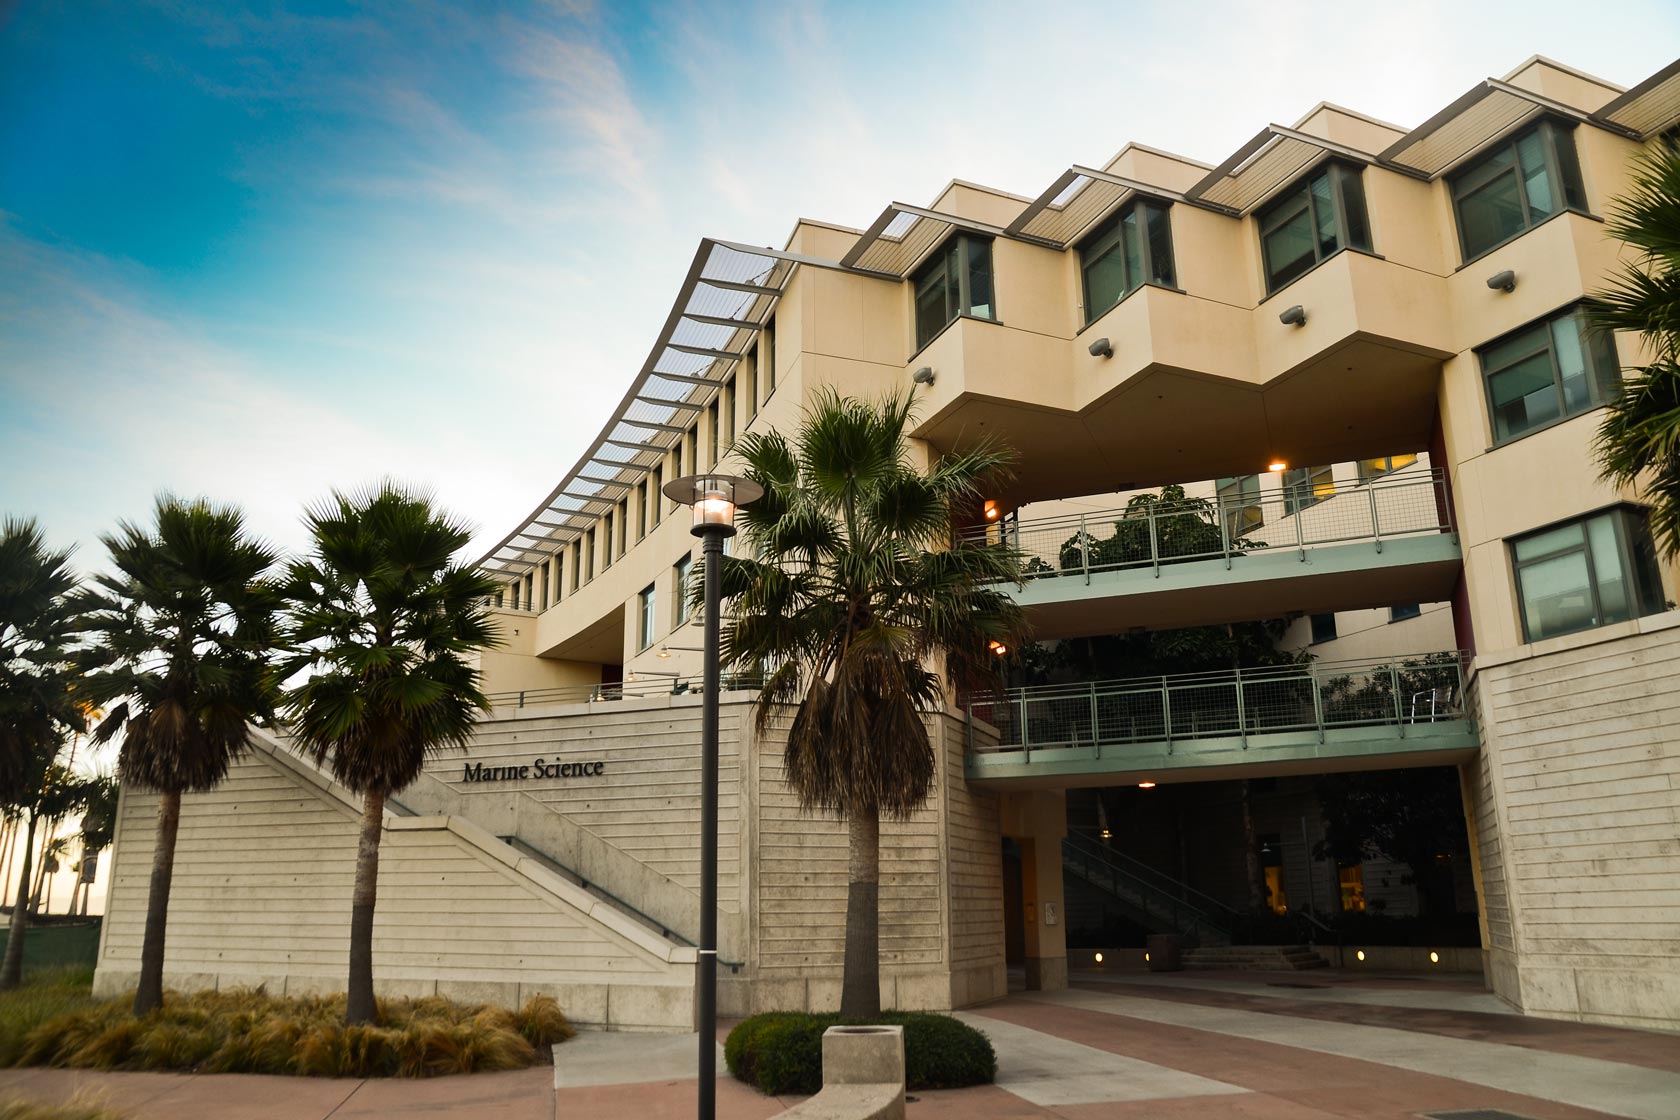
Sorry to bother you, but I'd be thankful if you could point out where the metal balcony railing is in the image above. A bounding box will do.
[965,469,1453,583]
[485,670,765,710]
[968,652,1469,760]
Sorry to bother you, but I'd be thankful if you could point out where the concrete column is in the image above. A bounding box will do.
[1001,790,1068,992]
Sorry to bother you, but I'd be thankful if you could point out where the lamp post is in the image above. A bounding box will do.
[662,472,762,1120]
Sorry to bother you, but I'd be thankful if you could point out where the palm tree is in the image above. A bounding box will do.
[75,497,280,1015]
[719,389,1025,1017]
[1590,138,1680,557]
[0,518,88,989]
[280,483,500,1025]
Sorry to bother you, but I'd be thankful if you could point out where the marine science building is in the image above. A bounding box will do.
[97,55,1680,1033]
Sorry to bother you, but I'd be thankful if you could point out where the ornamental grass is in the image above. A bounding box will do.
[11,988,574,1078]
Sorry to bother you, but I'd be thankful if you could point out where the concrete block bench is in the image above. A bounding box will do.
[774,1025,905,1120]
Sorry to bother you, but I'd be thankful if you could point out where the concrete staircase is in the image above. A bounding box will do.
[1182,945,1330,971]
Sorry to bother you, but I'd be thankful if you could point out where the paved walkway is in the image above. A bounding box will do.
[0,970,1675,1119]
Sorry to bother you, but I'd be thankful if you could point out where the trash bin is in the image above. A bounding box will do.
[1146,933,1182,972]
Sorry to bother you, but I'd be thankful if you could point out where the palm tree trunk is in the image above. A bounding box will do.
[346,789,385,1025]
[0,815,38,990]
[133,790,182,1016]
[839,807,881,1018]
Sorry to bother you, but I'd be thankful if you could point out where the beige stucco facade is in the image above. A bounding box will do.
[97,55,1680,1032]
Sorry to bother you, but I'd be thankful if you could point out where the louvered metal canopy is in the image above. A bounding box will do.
[1381,78,1638,179]
[1005,166,1234,248]
[1184,125,1406,214]
[839,203,1010,278]
[477,238,827,579]
[1594,58,1680,139]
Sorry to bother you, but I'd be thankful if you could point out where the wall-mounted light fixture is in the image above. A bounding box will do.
[1278,305,1307,328]
[1486,269,1516,293]
[1267,460,1288,473]
[983,499,1000,521]
[988,640,1008,656]
[911,366,936,385]
[1088,336,1114,358]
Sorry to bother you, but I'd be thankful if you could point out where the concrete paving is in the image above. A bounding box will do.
[552,1029,727,1088]
[0,973,1673,1118]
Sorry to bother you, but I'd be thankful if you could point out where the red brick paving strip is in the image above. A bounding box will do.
[1079,977,1680,1073]
[972,997,1633,1120]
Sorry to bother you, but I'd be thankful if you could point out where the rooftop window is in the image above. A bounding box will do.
[913,235,994,350]
[1257,163,1371,293]
[1078,199,1176,324]
[1449,120,1586,261]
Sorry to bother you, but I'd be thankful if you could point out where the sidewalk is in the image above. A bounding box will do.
[0,971,1674,1119]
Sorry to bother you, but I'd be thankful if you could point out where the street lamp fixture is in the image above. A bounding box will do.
[660,472,762,1120]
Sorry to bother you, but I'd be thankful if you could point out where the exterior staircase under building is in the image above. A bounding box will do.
[1061,832,1238,946]
[1182,945,1331,971]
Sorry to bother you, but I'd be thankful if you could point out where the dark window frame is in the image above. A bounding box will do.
[1509,505,1665,643]
[1077,197,1178,324]
[1216,474,1264,536]
[638,583,657,651]
[1449,118,1589,263]
[911,234,996,351]
[1477,303,1621,447]
[1356,454,1419,483]
[673,552,694,627]
[1283,464,1335,517]
[1256,161,1373,294]
[1309,613,1338,644]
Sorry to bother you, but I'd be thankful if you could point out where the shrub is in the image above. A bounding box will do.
[0,1093,126,1120]
[724,1011,995,1096]
[10,988,573,1078]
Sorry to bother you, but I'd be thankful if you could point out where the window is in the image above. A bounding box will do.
[651,465,664,526]
[507,580,519,611]
[584,528,595,582]
[745,354,758,422]
[1357,454,1418,482]
[763,318,775,396]
[1389,603,1421,622]
[1479,305,1620,444]
[601,512,613,570]
[1450,120,1587,261]
[1216,474,1263,536]
[708,401,720,468]
[1257,163,1371,292]
[1511,507,1664,642]
[522,572,533,611]
[673,553,694,626]
[538,562,548,609]
[912,235,995,349]
[1283,465,1335,516]
[723,380,736,447]
[571,539,582,591]
[553,555,563,602]
[1310,613,1338,644]
[1078,199,1176,323]
[617,499,628,555]
[638,584,656,651]
[1338,864,1366,912]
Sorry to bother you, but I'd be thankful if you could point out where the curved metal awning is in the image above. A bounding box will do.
[1381,78,1639,179]
[477,238,844,580]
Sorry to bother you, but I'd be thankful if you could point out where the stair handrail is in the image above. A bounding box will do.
[1062,831,1239,929]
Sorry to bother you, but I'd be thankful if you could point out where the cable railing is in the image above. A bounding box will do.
[485,671,765,710]
[965,469,1453,583]
[968,652,1469,760]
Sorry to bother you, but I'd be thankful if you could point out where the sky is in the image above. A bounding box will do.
[0,2,1677,907]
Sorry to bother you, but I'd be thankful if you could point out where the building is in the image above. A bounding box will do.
[96,55,1680,1032]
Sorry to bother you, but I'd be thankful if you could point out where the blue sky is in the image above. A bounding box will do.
[4,0,1679,573]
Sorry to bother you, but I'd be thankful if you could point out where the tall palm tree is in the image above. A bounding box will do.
[75,497,280,1015]
[719,389,1025,1017]
[1591,138,1680,557]
[0,518,88,989]
[280,483,499,1025]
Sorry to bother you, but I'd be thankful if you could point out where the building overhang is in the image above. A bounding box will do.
[1591,57,1680,139]
[839,203,1012,278]
[1006,166,1233,249]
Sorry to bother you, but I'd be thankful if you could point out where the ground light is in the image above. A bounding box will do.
[1094,952,1104,964]
[1356,949,1366,962]
[662,473,762,1120]
[1430,951,1440,964]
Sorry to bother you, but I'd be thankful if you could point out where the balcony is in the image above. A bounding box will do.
[974,469,1461,638]
[966,652,1477,787]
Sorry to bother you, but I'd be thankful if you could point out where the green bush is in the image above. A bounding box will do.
[11,987,574,1078]
[724,1011,995,1096]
